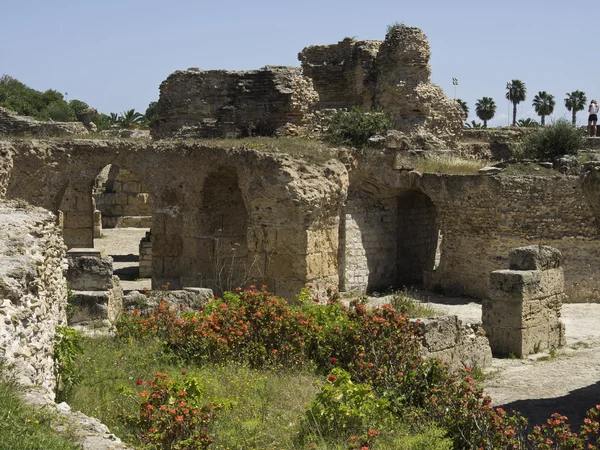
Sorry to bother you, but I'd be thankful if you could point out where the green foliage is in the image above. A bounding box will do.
[321,107,392,148]
[475,97,496,127]
[92,112,115,131]
[0,377,80,450]
[53,326,83,401]
[455,98,469,119]
[0,75,85,122]
[300,368,390,446]
[68,99,89,115]
[565,90,587,125]
[145,101,160,128]
[117,108,146,129]
[532,91,555,125]
[518,118,585,160]
[517,118,539,128]
[506,79,527,125]
[124,371,217,450]
[464,120,483,129]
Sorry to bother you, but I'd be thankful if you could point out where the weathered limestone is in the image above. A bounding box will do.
[412,315,492,371]
[66,248,123,325]
[138,231,152,278]
[0,199,68,394]
[152,66,319,139]
[299,25,464,140]
[94,165,152,229]
[483,246,566,357]
[0,106,88,137]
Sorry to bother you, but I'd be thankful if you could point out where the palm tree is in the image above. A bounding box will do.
[516,118,539,128]
[455,99,469,119]
[532,91,555,126]
[564,91,587,125]
[464,120,483,129]
[505,80,527,126]
[475,97,496,128]
[117,109,145,129]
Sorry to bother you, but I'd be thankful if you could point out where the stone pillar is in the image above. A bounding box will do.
[482,245,566,357]
[66,248,123,326]
[93,210,102,238]
[139,231,152,278]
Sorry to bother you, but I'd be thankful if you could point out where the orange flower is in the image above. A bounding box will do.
[140,391,149,397]
[175,415,184,422]
[368,429,378,437]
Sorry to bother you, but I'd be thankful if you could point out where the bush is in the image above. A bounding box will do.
[518,118,586,160]
[322,107,392,148]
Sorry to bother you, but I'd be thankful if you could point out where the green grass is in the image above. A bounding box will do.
[67,335,452,449]
[413,154,486,175]
[390,290,443,318]
[0,378,80,450]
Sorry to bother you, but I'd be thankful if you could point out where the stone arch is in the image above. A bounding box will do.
[338,186,440,293]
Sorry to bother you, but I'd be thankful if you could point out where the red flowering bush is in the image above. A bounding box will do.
[125,371,217,450]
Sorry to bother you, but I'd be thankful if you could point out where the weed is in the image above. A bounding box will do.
[413,154,486,174]
[518,118,586,160]
[53,326,83,401]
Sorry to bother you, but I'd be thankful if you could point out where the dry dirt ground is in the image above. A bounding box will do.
[95,229,600,427]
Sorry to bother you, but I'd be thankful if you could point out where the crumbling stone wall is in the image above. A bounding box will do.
[299,26,464,140]
[0,199,68,393]
[3,139,347,300]
[483,246,566,357]
[93,165,152,228]
[0,106,88,137]
[152,67,318,139]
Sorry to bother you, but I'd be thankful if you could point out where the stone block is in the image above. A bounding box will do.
[69,291,110,324]
[266,253,307,279]
[182,236,214,259]
[489,269,564,301]
[509,245,561,271]
[412,315,459,353]
[64,212,93,229]
[276,228,308,254]
[122,181,141,193]
[67,250,114,290]
[153,234,183,257]
[62,228,94,249]
[115,193,128,205]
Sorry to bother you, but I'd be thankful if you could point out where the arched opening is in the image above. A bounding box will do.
[193,167,250,294]
[338,187,440,293]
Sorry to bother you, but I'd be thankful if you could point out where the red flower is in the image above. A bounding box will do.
[328,375,336,383]
[181,371,187,375]
[136,380,143,385]
[368,429,378,437]
[330,357,337,364]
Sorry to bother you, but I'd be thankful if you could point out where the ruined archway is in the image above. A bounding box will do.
[193,167,251,294]
[338,187,440,293]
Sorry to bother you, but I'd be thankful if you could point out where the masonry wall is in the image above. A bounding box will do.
[94,165,152,228]
[0,200,67,394]
[420,174,600,299]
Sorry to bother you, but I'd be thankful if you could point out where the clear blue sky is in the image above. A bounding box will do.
[1,0,595,126]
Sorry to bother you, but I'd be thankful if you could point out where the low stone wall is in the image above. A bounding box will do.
[139,231,152,278]
[0,199,68,393]
[413,315,492,371]
[0,106,88,137]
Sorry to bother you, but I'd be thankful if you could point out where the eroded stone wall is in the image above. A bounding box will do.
[0,106,88,137]
[152,67,318,139]
[0,199,67,393]
[299,26,464,140]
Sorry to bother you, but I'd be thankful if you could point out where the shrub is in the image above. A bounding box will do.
[518,118,586,160]
[321,107,392,148]
[125,371,217,450]
[53,326,83,401]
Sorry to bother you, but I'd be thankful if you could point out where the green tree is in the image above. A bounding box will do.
[145,101,160,128]
[564,90,587,125]
[505,79,527,126]
[475,97,496,128]
[455,99,469,119]
[532,91,555,126]
[464,120,483,129]
[68,99,89,115]
[117,109,145,129]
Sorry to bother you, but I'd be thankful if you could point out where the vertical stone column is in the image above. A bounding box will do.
[60,180,94,248]
[482,245,566,357]
[139,231,152,278]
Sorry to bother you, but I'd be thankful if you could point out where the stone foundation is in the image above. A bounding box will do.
[66,248,123,325]
[482,246,566,357]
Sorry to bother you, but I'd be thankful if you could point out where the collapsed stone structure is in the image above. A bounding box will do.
[0,106,89,137]
[483,246,566,357]
[153,25,464,141]
[299,26,464,139]
[152,66,319,139]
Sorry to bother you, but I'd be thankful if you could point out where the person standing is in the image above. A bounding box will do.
[589,100,599,137]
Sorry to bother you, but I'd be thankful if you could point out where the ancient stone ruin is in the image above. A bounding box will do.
[152,25,464,141]
[483,246,566,357]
